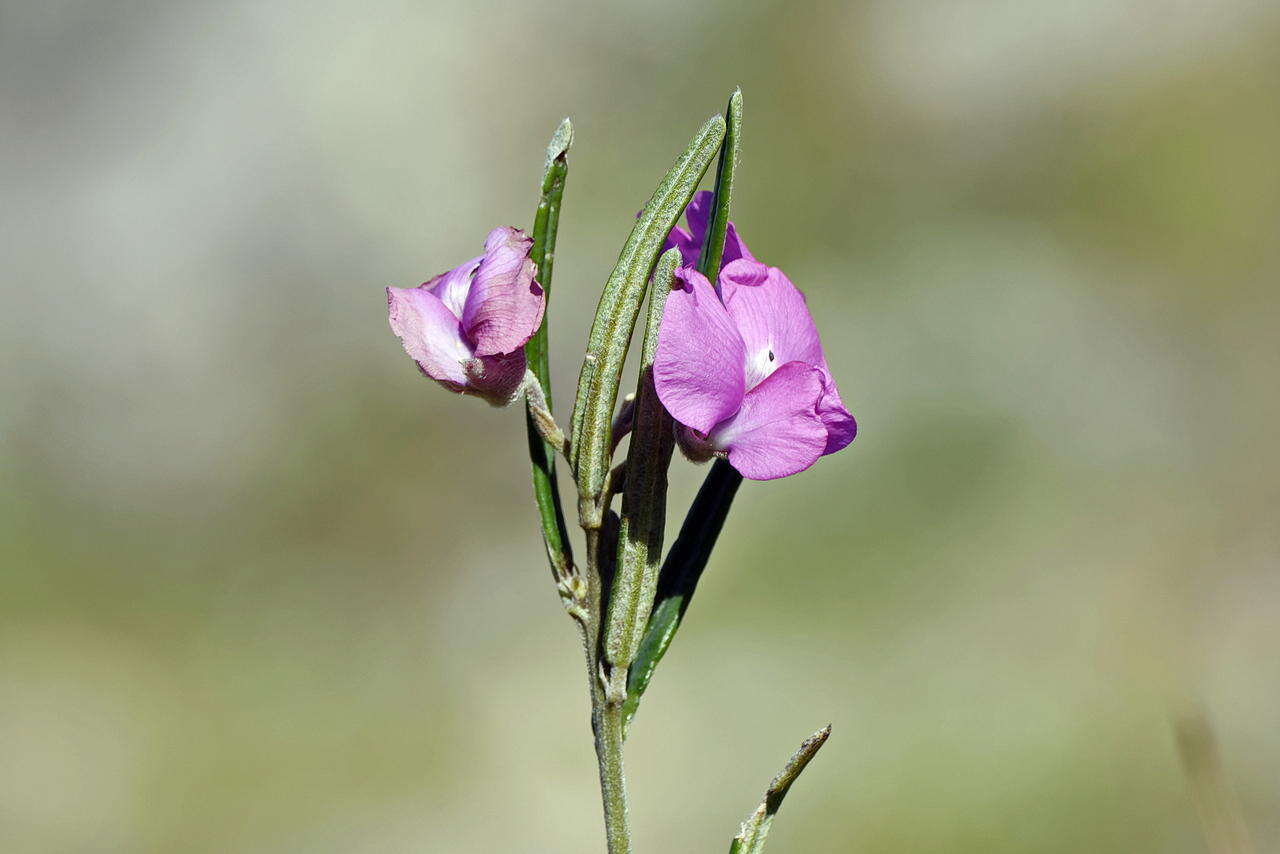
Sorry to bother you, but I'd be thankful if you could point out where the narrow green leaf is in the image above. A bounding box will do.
[696,88,743,279]
[623,458,741,729]
[569,113,726,523]
[603,248,680,671]
[729,725,832,854]
[524,118,576,593]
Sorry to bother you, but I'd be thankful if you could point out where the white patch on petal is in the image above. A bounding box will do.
[744,344,779,391]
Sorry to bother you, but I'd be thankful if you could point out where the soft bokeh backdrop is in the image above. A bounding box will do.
[3,1,1278,851]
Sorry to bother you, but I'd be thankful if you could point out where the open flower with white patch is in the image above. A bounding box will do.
[653,258,856,480]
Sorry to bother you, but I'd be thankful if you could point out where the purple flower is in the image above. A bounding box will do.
[653,197,856,480]
[387,226,544,405]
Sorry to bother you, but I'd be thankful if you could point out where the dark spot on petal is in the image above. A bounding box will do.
[767,350,775,361]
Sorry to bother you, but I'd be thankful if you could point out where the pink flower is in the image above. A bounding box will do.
[653,198,856,480]
[387,227,544,405]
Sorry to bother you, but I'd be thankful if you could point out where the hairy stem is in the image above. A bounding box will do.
[595,670,631,854]
[583,528,631,854]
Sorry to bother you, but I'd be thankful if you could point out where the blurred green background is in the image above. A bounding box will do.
[3,1,1278,851]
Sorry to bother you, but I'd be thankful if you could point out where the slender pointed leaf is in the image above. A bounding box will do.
[697,88,743,279]
[569,114,726,524]
[730,725,832,854]
[525,118,576,592]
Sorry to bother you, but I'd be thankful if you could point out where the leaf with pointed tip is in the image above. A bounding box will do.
[697,88,743,279]
[524,118,575,591]
[569,113,726,523]
[729,725,832,854]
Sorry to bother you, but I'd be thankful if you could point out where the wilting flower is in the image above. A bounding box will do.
[387,226,544,406]
[653,199,856,480]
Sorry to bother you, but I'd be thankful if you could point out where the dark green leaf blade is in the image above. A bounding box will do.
[623,458,741,729]
[697,87,743,279]
[524,118,579,606]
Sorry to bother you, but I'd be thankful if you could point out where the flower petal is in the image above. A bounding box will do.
[424,256,482,319]
[463,351,527,405]
[709,361,827,480]
[720,257,770,286]
[721,264,824,390]
[663,225,701,268]
[653,267,746,434]
[721,221,756,266]
[684,189,714,244]
[679,190,756,269]
[387,286,471,390]
[816,368,857,455]
[462,226,544,357]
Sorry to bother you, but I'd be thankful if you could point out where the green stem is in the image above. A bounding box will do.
[595,674,632,854]
[576,526,629,854]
